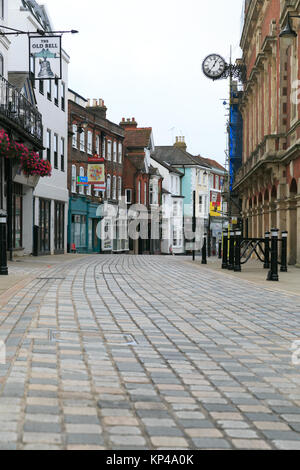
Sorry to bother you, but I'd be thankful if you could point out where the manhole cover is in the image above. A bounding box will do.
[48,329,137,346]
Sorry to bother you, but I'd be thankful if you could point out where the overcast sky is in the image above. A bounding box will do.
[48,0,244,165]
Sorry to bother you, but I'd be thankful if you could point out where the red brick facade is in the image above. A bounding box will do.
[235,0,300,266]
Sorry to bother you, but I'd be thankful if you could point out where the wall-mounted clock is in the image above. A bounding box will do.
[202,54,226,80]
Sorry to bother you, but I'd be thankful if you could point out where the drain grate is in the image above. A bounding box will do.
[38,277,65,281]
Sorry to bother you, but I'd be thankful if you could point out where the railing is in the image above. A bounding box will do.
[0,76,43,145]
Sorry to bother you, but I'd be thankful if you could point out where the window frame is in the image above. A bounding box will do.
[46,129,51,162]
[71,165,77,193]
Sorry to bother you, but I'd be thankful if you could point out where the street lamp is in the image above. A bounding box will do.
[279,13,299,40]
[78,121,89,134]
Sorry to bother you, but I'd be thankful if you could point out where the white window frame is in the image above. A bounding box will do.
[80,131,85,152]
[106,175,111,199]
[79,167,85,195]
[112,175,117,200]
[118,176,122,200]
[72,124,78,149]
[71,165,77,193]
[87,131,93,155]
[102,137,106,159]
[96,135,100,155]
[118,142,122,164]
[107,140,112,160]
[113,141,117,162]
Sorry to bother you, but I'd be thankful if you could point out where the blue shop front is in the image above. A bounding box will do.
[68,196,101,253]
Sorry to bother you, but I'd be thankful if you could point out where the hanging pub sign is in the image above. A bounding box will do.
[29,35,62,80]
[210,191,222,217]
[88,163,105,186]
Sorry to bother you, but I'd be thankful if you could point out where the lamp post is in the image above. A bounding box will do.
[279,13,299,40]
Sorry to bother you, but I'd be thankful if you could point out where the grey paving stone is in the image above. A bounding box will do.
[66,434,104,445]
[144,427,184,437]
[262,431,300,441]
[25,406,60,415]
[191,438,231,449]
[23,422,62,433]
[64,415,100,425]
[177,420,215,429]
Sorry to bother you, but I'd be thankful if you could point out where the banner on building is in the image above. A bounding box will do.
[94,184,106,192]
[210,191,222,217]
[88,163,105,185]
[29,36,62,80]
[77,176,89,186]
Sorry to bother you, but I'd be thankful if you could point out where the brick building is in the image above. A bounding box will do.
[68,91,126,253]
[120,118,162,254]
[234,0,300,266]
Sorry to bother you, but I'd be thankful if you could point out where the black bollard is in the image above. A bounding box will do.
[222,230,228,269]
[280,231,288,273]
[202,234,207,265]
[267,228,279,281]
[0,213,8,276]
[264,232,270,269]
[234,229,242,272]
[33,225,39,257]
[218,239,222,259]
[228,230,235,270]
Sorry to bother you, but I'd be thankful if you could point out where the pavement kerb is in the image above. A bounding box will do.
[184,259,300,298]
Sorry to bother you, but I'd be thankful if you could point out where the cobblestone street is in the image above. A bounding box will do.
[0,255,300,450]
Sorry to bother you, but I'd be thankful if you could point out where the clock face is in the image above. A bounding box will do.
[202,54,226,80]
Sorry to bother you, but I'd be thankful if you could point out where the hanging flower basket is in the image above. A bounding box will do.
[20,151,52,178]
[0,129,10,156]
[0,129,51,177]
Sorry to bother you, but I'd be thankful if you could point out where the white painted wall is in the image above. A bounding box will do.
[8,0,70,254]
[0,0,10,79]
[150,157,184,254]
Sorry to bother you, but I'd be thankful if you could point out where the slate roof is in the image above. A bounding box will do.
[124,128,152,149]
[150,154,183,176]
[152,146,211,168]
[199,157,226,172]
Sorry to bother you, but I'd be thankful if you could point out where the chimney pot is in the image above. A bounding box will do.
[93,99,97,107]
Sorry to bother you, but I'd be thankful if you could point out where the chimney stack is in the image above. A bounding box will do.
[174,136,187,151]
[87,98,107,119]
[119,117,138,129]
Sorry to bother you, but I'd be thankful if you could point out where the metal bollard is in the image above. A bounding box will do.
[0,213,8,276]
[234,229,242,272]
[267,228,279,281]
[33,225,39,257]
[222,230,228,269]
[202,234,207,265]
[280,231,288,273]
[228,230,235,270]
[218,239,222,259]
[264,232,270,269]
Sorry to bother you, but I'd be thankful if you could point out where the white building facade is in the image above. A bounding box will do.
[8,0,69,255]
[0,0,10,217]
[150,156,184,255]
